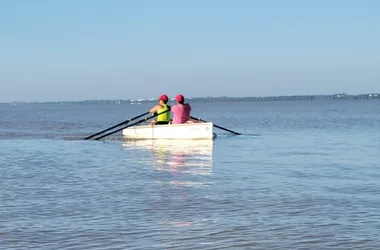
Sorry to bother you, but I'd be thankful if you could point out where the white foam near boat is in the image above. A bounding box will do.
[122,122,216,140]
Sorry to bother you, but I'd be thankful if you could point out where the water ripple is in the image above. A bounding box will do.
[2,100,380,249]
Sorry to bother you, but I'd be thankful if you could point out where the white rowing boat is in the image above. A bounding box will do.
[122,122,216,140]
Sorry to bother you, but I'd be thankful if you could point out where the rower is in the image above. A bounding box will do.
[149,94,171,125]
[170,94,199,124]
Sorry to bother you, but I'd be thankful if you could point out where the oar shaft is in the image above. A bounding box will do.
[190,116,241,135]
[84,111,149,140]
[84,121,126,140]
[94,118,149,140]
[94,109,170,140]
[213,124,241,135]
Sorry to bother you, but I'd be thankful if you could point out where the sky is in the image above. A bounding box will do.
[0,0,379,101]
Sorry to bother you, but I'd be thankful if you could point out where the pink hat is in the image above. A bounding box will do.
[175,94,184,102]
[159,94,168,102]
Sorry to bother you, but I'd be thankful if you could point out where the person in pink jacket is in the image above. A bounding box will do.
[170,94,196,124]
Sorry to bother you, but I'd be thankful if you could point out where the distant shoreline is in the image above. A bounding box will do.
[1,93,379,104]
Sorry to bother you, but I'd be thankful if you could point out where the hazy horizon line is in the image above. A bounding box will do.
[1,92,379,104]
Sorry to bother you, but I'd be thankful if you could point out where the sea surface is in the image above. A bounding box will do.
[1,99,379,249]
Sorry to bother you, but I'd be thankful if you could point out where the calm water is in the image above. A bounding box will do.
[1,99,380,249]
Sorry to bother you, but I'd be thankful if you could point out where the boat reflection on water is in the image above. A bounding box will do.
[122,139,214,176]
[122,139,214,229]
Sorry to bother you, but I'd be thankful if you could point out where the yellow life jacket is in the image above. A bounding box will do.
[157,103,170,122]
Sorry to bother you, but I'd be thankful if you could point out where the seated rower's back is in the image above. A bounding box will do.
[171,94,191,124]
[149,94,171,125]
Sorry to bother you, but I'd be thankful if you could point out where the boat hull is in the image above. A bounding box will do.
[122,122,215,140]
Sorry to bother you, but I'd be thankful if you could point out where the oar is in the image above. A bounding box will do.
[93,109,171,140]
[190,116,241,135]
[83,111,149,140]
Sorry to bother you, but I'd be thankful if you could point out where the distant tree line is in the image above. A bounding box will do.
[196,93,380,101]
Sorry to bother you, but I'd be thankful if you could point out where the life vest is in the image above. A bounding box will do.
[157,103,170,122]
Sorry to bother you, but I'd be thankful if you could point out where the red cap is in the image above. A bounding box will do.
[159,94,168,102]
[175,94,184,102]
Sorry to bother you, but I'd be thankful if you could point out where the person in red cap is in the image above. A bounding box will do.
[149,94,171,125]
[170,94,194,124]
